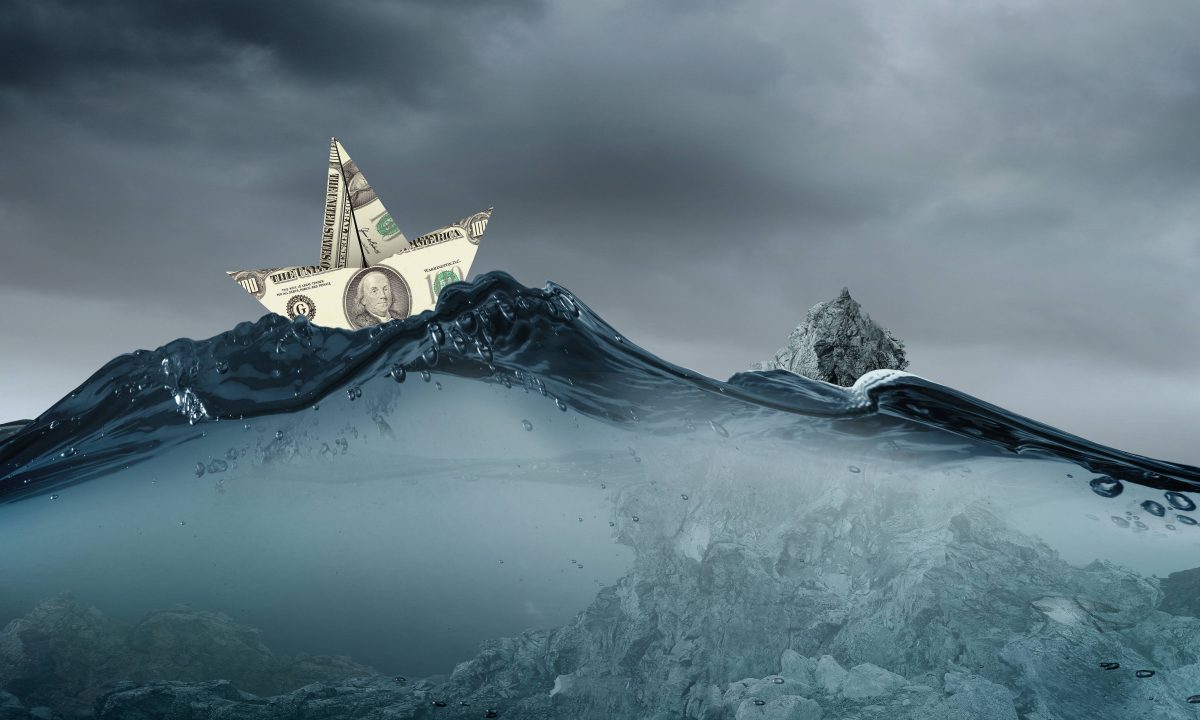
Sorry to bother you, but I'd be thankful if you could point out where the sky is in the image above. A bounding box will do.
[1,0,1198,464]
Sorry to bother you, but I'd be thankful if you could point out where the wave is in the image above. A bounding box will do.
[3,271,1198,503]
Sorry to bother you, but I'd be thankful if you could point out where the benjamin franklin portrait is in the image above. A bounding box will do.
[343,267,411,329]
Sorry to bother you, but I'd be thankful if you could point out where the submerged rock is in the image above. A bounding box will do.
[752,288,908,385]
[10,464,1200,719]
[0,596,373,717]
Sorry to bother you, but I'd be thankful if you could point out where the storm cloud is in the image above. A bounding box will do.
[1,0,1198,462]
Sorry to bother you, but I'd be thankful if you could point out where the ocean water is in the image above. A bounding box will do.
[1,271,1199,720]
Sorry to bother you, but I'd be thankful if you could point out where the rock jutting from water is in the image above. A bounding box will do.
[752,287,908,386]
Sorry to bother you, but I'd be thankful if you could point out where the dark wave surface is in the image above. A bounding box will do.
[2,271,1198,503]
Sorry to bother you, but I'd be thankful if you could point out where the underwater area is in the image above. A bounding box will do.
[2,271,1200,720]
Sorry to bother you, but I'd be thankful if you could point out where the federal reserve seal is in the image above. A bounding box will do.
[286,294,317,321]
[343,266,411,329]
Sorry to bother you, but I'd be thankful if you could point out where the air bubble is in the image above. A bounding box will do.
[390,365,407,383]
[457,313,477,333]
[555,398,568,412]
[421,370,432,382]
[709,420,729,438]
[49,494,59,501]
[1178,515,1198,526]
[207,460,228,474]
[429,324,445,346]
[847,466,861,474]
[522,420,533,432]
[423,347,439,367]
[59,447,76,459]
[1135,669,1155,678]
[1141,500,1166,517]
[194,462,206,478]
[772,677,784,684]
[275,430,285,440]
[1134,520,1149,531]
[435,382,443,391]
[1088,476,1123,498]
[1110,516,1129,528]
[215,360,230,374]
[752,699,765,706]
[632,515,639,522]
[1100,662,1120,670]
[681,494,689,500]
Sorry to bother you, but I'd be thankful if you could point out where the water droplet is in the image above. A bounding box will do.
[847,465,861,474]
[179,520,187,526]
[553,398,568,412]
[423,346,439,367]
[226,448,237,460]
[270,368,282,379]
[1141,500,1166,517]
[772,677,784,684]
[1167,524,1177,531]
[1188,694,1200,703]
[522,419,533,432]
[501,376,512,389]
[312,403,320,411]
[1165,492,1196,512]
[48,420,59,430]
[435,381,443,391]
[194,462,206,477]
[1110,516,1130,528]
[1135,669,1155,678]
[476,341,493,363]
[431,700,447,707]
[421,370,432,382]
[1178,515,1198,526]
[49,494,59,501]
[390,365,407,383]
[59,447,76,459]
[1100,662,1120,670]
[608,521,615,527]
[457,313,477,334]
[752,699,765,706]
[394,676,407,684]
[1134,520,1149,531]
[709,420,729,438]
[429,324,445,346]
[578,517,583,522]
[485,710,499,718]
[1088,476,1123,498]
[215,360,230,374]
[600,483,606,489]
[207,459,228,474]
[632,515,639,522]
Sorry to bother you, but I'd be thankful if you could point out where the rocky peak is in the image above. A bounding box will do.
[753,287,908,385]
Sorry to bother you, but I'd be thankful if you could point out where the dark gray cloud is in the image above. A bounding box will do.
[1,0,1198,462]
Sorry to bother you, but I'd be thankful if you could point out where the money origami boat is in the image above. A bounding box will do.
[229,138,491,329]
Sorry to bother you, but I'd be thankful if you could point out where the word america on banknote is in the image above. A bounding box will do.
[228,138,491,330]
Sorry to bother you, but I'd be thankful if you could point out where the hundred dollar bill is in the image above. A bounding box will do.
[230,209,491,330]
[318,137,409,270]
